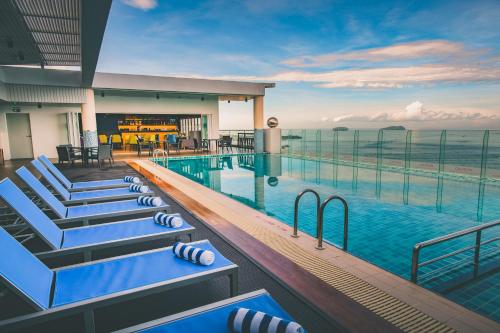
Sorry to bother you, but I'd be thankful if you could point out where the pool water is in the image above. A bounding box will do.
[159,153,500,321]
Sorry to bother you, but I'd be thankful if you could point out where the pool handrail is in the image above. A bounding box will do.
[153,149,169,167]
[411,219,500,283]
[292,189,320,238]
[316,195,349,251]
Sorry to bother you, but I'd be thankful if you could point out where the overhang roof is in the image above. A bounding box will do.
[0,0,111,86]
[93,72,275,96]
[0,66,275,100]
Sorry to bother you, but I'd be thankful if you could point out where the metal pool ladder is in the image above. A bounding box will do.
[411,220,499,284]
[292,189,349,251]
[153,149,169,167]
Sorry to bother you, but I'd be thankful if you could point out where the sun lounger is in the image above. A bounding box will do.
[30,160,153,204]
[9,174,168,224]
[113,289,300,333]
[0,228,238,333]
[0,177,193,259]
[38,155,140,192]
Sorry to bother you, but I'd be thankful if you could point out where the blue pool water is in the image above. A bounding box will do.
[159,153,500,321]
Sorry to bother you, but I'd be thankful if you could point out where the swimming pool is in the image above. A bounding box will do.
[156,153,500,321]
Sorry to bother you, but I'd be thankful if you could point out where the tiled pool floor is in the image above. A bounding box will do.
[162,154,500,322]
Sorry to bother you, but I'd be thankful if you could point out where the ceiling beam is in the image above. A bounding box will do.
[80,0,112,87]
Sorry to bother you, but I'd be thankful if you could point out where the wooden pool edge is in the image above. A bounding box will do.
[128,159,499,333]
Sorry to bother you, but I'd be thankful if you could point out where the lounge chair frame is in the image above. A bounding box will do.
[0,241,239,333]
[35,216,195,260]
[31,160,153,205]
[113,289,268,333]
[38,155,135,192]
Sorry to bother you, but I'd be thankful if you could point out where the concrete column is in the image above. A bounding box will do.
[81,89,98,147]
[253,96,264,129]
[254,96,264,153]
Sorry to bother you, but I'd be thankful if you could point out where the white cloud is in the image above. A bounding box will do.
[196,63,500,89]
[332,101,497,122]
[282,40,472,68]
[122,0,157,10]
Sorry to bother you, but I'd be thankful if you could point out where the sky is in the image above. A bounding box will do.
[96,0,500,130]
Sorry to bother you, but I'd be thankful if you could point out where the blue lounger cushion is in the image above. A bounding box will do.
[0,178,183,252]
[52,240,232,307]
[61,217,192,249]
[0,178,63,249]
[16,167,166,219]
[31,159,72,200]
[38,155,139,190]
[0,227,53,310]
[71,179,133,190]
[137,294,296,333]
[69,187,154,201]
[31,160,154,201]
[65,199,166,219]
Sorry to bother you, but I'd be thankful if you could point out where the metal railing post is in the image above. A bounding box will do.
[411,245,421,283]
[473,230,482,277]
[292,189,320,238]
[316,195,349,251]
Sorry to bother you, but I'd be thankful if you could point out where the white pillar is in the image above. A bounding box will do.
[81,89,98,147]
[253,96,264,129]
[253,96,264,153]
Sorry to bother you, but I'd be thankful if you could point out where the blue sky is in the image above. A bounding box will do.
[97,0,500,129]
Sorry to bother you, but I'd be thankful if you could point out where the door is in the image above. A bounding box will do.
[7,113,34,159]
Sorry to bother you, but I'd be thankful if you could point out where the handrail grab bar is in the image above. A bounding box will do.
[292,189,320,238]
[153,149,169,167]
[411,220,499,283]
[316,195,349,251]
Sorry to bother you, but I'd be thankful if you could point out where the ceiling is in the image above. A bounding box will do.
[0,0,112,86]
[0,0,80,66]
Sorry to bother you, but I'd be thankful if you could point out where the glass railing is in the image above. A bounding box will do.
[281,129,500,180]
[219,129,255,147]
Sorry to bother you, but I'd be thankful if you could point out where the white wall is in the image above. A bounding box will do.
[0,104,78,160]
[0,92,222,160]
[94,94,220,139]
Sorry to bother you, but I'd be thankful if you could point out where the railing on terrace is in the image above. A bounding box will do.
[219,129,254,148]
[281,129,500,180]
[411,220,499,285]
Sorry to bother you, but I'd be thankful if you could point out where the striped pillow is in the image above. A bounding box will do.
[228,307,304,333]
[129,184,149,193]
[154,212,183,228]
[124,176,140,183]
[172,242,214,266]
[137,196,162,207]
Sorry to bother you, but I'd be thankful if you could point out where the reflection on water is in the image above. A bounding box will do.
[167,153,498,223]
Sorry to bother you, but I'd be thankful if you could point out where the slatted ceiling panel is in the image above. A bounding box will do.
[0,0,81,66]
[32,32,79,46]
[7,84,85,103]
[38,44,79,55]
[23,16,79,35]
[15,0,81,66]
[0,1,41,65]
[15,0,79,19]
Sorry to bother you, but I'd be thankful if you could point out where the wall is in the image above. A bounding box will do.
[0,104,78,160]
[0,91,222,160]
[94,93,220,139]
